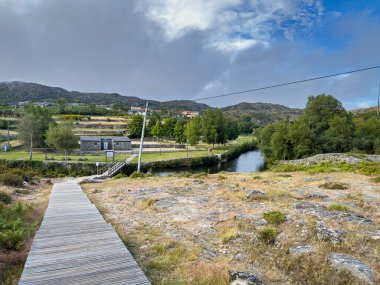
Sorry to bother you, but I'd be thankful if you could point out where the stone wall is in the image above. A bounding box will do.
[281,153,380,165]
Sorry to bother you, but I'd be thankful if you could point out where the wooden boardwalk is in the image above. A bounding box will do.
[19,180,151,285]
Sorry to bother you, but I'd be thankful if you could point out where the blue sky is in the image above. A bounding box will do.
[0,0,379,109]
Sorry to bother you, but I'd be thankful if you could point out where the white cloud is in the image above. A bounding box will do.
[137,0,324,53]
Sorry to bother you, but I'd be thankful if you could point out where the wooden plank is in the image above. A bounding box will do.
[19,181,151,285]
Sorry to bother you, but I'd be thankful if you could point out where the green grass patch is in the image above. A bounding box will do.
[221,227,239,243]
[270,161,380,176]
[319,182,349,190]
[0,192,12,204]
[258,227,278,245]
[370,176,380,183]
[327,203,351,212]
[0,174,23,187]
[263,211,286,225]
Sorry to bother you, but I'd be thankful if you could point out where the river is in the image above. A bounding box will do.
[152,150,265,176]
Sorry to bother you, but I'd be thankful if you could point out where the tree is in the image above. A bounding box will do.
[162,117,177,139]
[17,104,53,160]
[147,112,161,136]
[185,117,201,146]
[46,122,78,160]
[174,120,186,144]
[56,98,67,114]
[128,115,144,138]
[151,120,162,141]
[201,109,218,146]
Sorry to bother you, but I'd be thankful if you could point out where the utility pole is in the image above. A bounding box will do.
[137,102,148,173]
[7,120,10,148]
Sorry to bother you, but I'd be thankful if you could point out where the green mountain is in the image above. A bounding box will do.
[221,102,303,124]
[0,81,303,123]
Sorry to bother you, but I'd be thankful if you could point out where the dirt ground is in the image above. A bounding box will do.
[82,171,380,285]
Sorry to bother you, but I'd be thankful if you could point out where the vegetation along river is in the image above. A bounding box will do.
[152,150,265,176]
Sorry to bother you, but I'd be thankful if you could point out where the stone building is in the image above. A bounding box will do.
[80,136,131,151]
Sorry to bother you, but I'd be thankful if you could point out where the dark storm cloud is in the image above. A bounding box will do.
[0,0,378,108]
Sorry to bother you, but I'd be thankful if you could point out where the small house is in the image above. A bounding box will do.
[80,136,131,151]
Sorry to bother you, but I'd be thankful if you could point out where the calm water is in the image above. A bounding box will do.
[152,150,265,176]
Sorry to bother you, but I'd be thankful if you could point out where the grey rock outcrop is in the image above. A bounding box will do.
[329,253,375,284]
[289,245,317,256]
[316,221,345,243]
[230,272,265,285]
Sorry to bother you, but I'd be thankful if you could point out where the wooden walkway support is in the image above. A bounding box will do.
[19,180,151,285]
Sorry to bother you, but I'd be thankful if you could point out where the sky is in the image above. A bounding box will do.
[0,0,379,109]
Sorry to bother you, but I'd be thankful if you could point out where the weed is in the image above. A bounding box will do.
[14,189,31,195]
[129,171,146,178]
[0,174,23,187]
[370,176,380,183]
[258,227,278,245]
[0,192,12,204]
[319,182,349,190]
[192,172,208,178]
[112,173,126,179]
[221,227,239,243]
[139,197,158,209]
[263,211,286,225]
[218,175,227,180]
[327,203,351,212]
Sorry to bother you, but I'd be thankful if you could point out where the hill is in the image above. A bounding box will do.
[350,106,378,116]
[0,81,209,112]
[222,102,303,124]
[0,81,303,123]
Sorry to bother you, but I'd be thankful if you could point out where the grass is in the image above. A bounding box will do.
[263,211,287,225]
[327,203,351,212]
[319,182,349,190]
[270,161,380,176]
[370,176,380,183]
[131,150,223,163]
[258,227,278,244]
[1,150,133,163]
[221,227,239,243]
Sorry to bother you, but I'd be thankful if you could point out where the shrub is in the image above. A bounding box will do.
[129,171,146,178]
[319,182,349,190]
[0,173,24,187]
[0,192,12,204]
[112,173,126,179]
[258,227,278,244]
[328,203,351,212]
[263,211,286,225]
[221,227,239,243]
[371,176,380,183]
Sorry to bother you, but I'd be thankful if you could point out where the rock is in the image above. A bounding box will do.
[230,272,265,285]
[255,219,267,226]
[305,192,329,199]
[329,253,375,285]
[246,190,265,199]
[289,245,317,256]
[193,179,204,185]
[316,221,345,244]
[293,202,325,209]
[234,253,246,262]
[368,230,380,240]
[304,161,316,166]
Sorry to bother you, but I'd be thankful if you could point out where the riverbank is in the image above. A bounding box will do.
[82,170,380,284]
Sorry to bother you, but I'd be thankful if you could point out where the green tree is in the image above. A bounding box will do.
[201,108,218,146]
[147,112,161,136]
[46,122,78,160]
[185,117,201,146]
[151,120,162,141]
[17,104,53,160]
[174,120,186,144]
[56,98,67,114]
[128,115,144,138]
[162,117,177,139]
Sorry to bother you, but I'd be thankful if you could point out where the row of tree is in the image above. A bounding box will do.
[257,94,380,162]
[127,108,240,146]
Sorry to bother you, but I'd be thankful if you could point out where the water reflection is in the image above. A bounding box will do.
[152,150,265,176]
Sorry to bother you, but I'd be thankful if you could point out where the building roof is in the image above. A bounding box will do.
[80,136,131,142]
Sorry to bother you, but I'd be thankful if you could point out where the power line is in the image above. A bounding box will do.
[195,65,380,102]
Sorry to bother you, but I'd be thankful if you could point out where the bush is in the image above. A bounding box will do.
[0,192,12,204]
[0,173,24,187]
[129,171,146,179]
[113,173,126,179]
[319,182,349,190]
[263,211,286,225]
[328,203,351,212]
[258,227,278,244]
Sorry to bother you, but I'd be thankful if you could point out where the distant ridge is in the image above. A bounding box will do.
[0,81,303,124]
